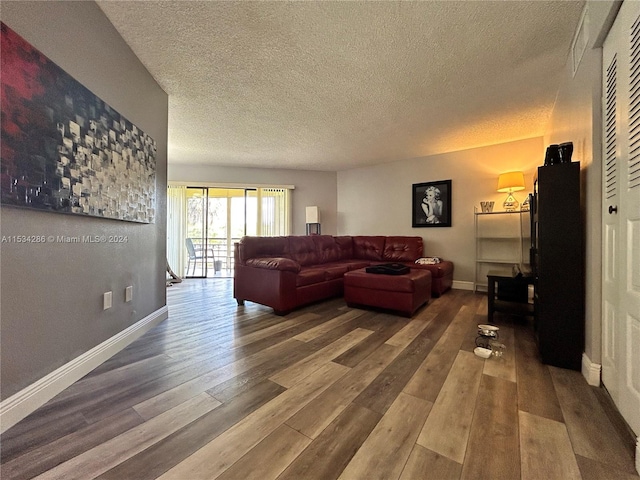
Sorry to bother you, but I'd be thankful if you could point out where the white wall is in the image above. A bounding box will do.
[168,164,337,235]
[337,137,544,283]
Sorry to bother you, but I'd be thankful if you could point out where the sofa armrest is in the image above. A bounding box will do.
[245,257,301,273]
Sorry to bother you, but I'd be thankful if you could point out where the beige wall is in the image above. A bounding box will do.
[337,137,544,284]
[0,2,168,399]
[168,164,337,235]
[543,0,620,364]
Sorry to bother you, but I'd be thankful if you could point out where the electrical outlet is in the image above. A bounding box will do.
[103,291,112,310]
[125,285,133,302]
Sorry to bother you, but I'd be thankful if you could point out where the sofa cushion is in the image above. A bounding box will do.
[289,236,320,266]
[312,235,341,264]
[334,236,354,260]
[344,260,371,271]
[353,236,385,261]
[296,267,327,287]
[321,263,350,280]
[383,236,423,262]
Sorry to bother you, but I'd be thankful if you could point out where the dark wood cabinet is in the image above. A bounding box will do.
[532,162,584,370]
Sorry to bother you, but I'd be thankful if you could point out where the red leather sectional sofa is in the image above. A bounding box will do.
[234,235,454,315]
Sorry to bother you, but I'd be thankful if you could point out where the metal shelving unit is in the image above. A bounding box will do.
[474,209,531,292]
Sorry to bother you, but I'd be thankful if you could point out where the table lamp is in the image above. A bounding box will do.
[497,171,525,211]
[305,206,321,235]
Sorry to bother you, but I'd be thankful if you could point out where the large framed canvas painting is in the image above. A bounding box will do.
[0,23,156,223]
[412,180,452,227]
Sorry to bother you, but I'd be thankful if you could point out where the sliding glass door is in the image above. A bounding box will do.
[185,187,210,278]
[176,186,290,278]
[207,188,256,277]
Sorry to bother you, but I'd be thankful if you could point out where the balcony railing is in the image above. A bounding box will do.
[187,237,241,277]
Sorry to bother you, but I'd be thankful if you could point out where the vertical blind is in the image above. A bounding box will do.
[259,188,291,236]
[166,185,187,277]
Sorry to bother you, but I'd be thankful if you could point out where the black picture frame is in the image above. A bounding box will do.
[412,180,452,227]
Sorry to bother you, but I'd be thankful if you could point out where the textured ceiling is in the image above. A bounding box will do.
[97,1,585,171]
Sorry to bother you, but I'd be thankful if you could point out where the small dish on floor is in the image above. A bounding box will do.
[478,324,499,336]
[474,347,492,359]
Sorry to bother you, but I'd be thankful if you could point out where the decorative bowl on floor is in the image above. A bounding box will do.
[477,324,499,337]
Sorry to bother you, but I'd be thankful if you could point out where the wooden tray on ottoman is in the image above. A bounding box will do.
[343,268,432,317]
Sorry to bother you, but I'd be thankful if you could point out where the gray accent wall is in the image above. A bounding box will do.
[0,2,168,400]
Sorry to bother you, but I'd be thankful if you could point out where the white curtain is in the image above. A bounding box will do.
[259,188,291,236]
[167,184,187,278]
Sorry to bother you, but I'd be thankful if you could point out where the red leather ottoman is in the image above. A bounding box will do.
[343,268,432,317]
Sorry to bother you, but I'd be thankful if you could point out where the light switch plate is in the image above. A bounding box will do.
[125,285,133,302]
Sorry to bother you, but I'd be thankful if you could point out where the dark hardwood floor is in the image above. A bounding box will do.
[1,279,638,479]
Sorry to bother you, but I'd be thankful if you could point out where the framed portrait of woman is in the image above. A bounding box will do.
[412,180,452,227]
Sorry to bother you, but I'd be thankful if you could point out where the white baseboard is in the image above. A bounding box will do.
[581,352,601,386]
[0,306,168,434]
[453,280,474,291]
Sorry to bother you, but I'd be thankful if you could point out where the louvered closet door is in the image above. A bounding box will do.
[602,0,640,437]
[602,39,619,400]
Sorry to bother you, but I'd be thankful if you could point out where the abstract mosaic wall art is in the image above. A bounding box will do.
[0,23,156,223]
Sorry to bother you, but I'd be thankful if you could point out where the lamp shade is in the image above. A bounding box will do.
[497,171,526,192]
[305,206,320,223]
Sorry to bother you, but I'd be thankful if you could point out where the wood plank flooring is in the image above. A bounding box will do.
[1,279,638,479]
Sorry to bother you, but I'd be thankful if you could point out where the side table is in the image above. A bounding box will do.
[486,270,534,323]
